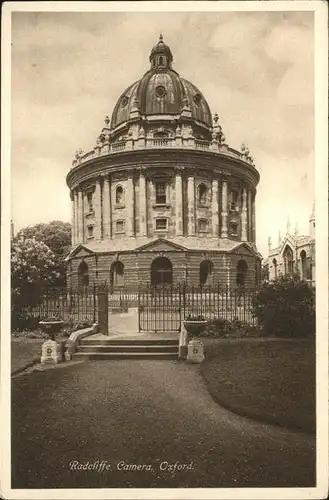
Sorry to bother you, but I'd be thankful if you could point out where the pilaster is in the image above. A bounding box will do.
[187,173,195,236]
[102,175,111,239]
[211,178,219,237]
[139,169,147,236]
[252,191,256,243]
[241,187,248,242]
[221,180,228,238]
[247,188,252,242]
[73,190,78,246]
[77,189,84,244]
[126,172,135,236]
[175,168,183,236]
[94,178,102,240]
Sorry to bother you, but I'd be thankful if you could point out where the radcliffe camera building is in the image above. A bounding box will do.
[66,36,261,289]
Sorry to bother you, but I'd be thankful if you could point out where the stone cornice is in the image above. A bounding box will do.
[67,148,260,190]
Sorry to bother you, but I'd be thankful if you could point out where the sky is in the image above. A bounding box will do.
[10,9,315,257]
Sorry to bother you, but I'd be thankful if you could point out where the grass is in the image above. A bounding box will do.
[11,338,44,374]
[200,338,315,434]
[11,331,69,374]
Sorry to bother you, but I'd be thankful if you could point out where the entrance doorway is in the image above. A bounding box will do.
[151,257,173,286]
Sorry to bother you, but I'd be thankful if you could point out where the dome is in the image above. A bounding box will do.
[149,33,173,64]
[110,36,212,130]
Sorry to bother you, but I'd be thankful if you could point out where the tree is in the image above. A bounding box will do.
[11,237,61,328]
[16,221,71,259]
[16,221,71,285]
[252,274,315,337]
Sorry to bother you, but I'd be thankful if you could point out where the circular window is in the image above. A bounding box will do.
[121,96,128,108]
[193,93,201,106]
[155,85,166,98]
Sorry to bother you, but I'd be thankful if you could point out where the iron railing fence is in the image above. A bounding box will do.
[16,285,98,324]
[138,284,258,332]
[13,283,259,333]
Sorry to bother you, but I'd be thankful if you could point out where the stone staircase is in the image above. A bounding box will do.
[72,337,179,360]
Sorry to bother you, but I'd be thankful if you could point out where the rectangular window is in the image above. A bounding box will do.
[198,219,209,232]
[87,225,93,238]
[87,192,93,212]
[155,218,168,230]
[155,182,167,204]
[230,223,238,236]
[116,220,125,233]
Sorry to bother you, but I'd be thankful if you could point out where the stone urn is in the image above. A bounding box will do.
[183,317,208,337]
[39,320,64,341]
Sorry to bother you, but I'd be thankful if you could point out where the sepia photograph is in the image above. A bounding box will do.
[1,1,328,499]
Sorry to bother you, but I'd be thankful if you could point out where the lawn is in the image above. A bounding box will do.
[11,339,44,374]
[201,338,315,434]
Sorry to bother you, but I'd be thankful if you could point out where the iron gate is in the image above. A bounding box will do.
[138,285,182,332]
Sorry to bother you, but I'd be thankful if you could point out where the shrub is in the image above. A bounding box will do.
[12,314,41,332]
[202,317,260,338]
[71,319,94,332]
[252,274,315,338]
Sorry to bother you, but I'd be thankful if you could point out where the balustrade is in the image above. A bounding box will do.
[71,136,256,169]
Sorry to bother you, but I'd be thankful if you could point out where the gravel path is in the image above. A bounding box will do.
[12,360,315,488]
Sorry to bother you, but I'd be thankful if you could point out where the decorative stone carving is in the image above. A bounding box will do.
[175,124,182,136]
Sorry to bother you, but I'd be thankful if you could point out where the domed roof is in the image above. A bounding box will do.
[110,36,212,130]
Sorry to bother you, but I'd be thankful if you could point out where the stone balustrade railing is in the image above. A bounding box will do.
[72,136,256,169]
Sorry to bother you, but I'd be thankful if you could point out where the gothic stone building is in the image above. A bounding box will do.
[264,203,315,284]
[66,36,261,290]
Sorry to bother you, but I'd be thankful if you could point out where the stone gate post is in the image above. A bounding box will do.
[97,282,109,335]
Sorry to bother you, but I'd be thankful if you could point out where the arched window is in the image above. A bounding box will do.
[198,183,208,205]
[199,260,213,286]
[273,258,278,278]
[229,189,239,211]
[159,56,163,66]
[236,260,248,287]
[78,261,89,287]
[116,185,124,205]
[151,257,173,286]
[283,245,294,275]
[300,250,307,280]
[110,261,124,288]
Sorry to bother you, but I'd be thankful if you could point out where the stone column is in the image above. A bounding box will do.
[247,189,252,241]
[108,174,112,238]
[74,189,79,245]
[94,178,102,240]
[77,189,84,244]
[126,171,134,236]
[175,169,183,236]
[70,191,75,246]
[241,187,248,242]
[102,175,111,239]
[252,192,256,243]
[187,173,195,236]
[221,180,228,238]
[139,169,147,236]
[211,178,219,237]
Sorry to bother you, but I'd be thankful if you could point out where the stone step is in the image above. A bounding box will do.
[79,338,179,346]
[77,345,179,353]
[72,352,178,361]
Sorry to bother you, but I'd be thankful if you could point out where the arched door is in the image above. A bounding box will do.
[151,257,173,286]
